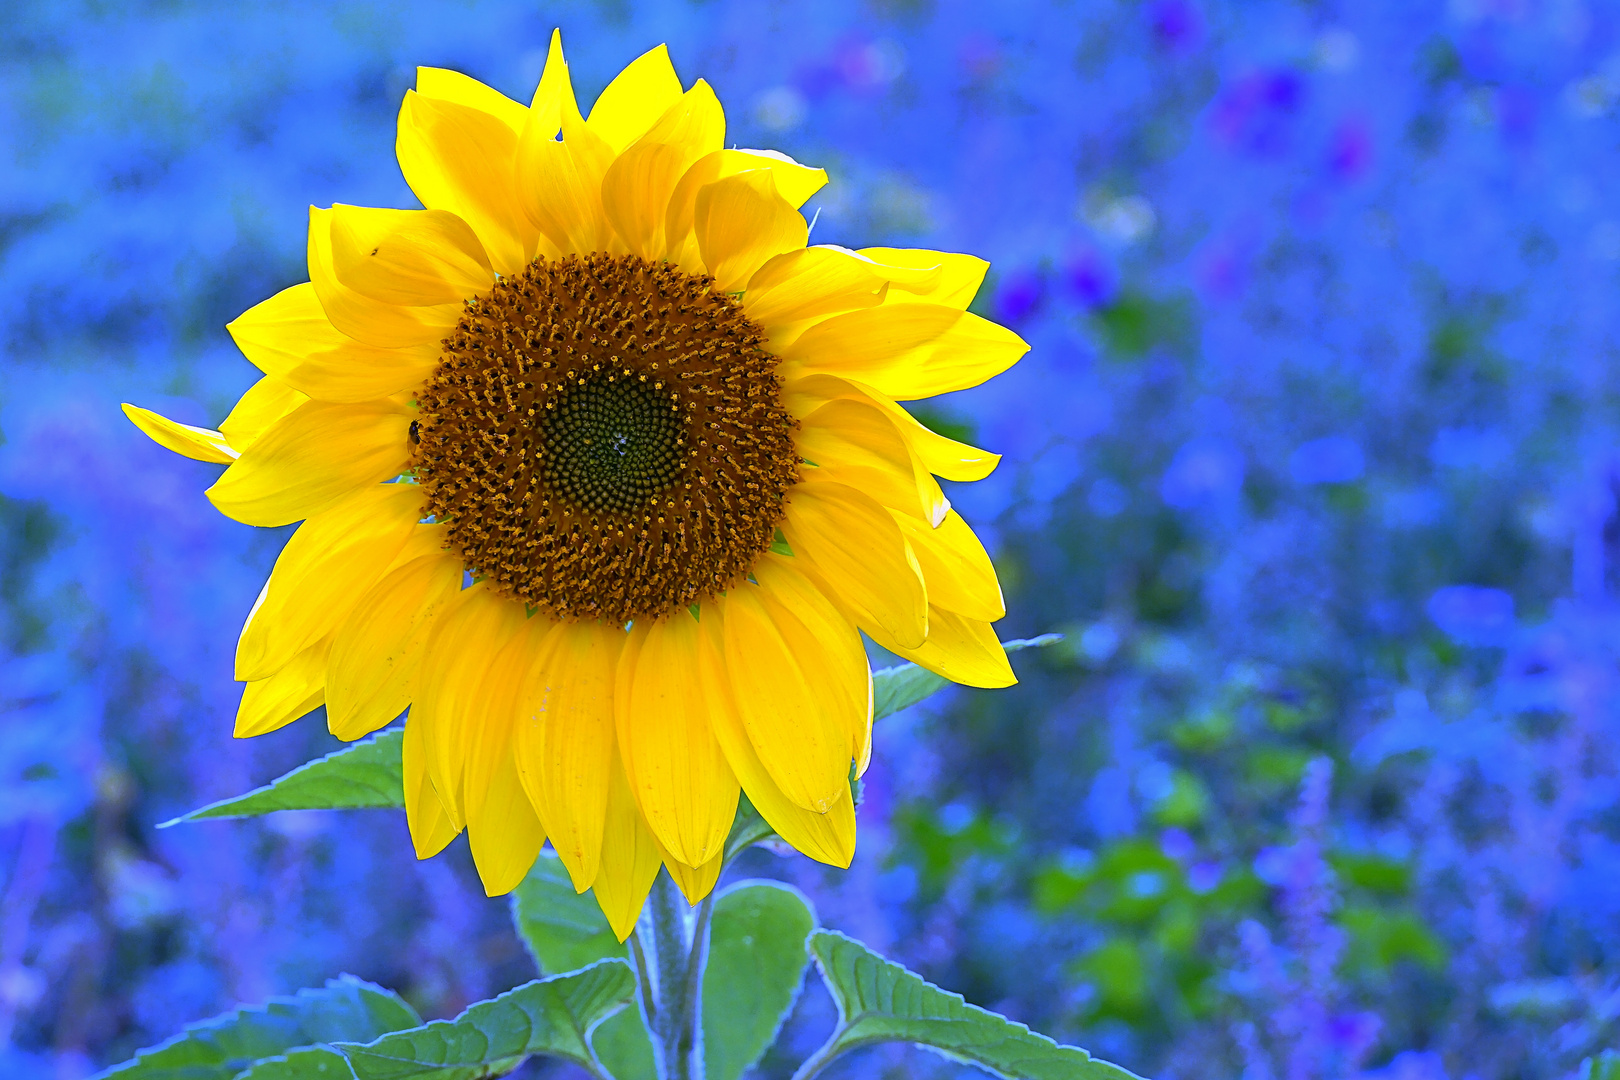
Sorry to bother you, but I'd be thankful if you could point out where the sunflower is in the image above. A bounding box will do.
[124,32,1026,938]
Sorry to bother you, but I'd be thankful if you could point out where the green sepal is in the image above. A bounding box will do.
[798,930,1143,1080]
[91,975,419,1080]
[332,960,636,1078]
[161,730,405,824]
[703,881,817,1080]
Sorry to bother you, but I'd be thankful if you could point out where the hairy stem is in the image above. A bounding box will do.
[646,870,698,1080]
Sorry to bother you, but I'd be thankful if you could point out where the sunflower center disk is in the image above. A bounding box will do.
[411,253,800,624]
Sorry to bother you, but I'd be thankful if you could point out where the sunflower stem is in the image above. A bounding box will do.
[643,869,707,1080]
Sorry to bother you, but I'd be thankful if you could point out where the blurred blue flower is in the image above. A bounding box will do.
[1426,585,1516,646]
[1288,435,1365,486]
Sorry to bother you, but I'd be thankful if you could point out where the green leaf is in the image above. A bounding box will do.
[871,636,1061,722]
[590,1009,656,1080]
[799,931,1143,1080]
[169,638,1063,826]
[334,960,635,1079]
[92,975,419,1080]
[230,1045,357,1079]
[703,881,817,1080]
[509,852,626,975]
[162,730,405,825]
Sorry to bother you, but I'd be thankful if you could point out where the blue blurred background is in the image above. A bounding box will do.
[5,0,1620,1076]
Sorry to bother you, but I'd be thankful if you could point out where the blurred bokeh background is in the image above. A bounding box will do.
[5,0,1620,1077]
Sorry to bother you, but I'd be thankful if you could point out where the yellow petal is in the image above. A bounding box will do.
[464,627,548,897]
[716,585,853,813]
[398,91,531,276]
[235,637,328,738]
[326,546,465,740]
[665,150,824,273]
[858,246,990,309]
[309,206,461,347]
[586,43,684,153]
[513,620,624,893]
[742,246,888,343]
[328,204,493,307]
[121,403,236,463]
[517,114,614,256]
[416,66,529,134]
[615,614,740,868]
[657,845,723,906]
[601,81,725,258]
[217,377,310,449]
[867,604,1016,689]
[206,399,413,527]
[780,305,1028,401]
[228,283,439,404]
[890,510,1005,622]
[797,398,948,525]
[236,483,423,681]
[695,171,809,292]
[528,30,575,132]
[403,712,462,858]
[753,553,873,773]
[779,479,928,648]
[782,373,1000,482]
[696,608,857,867]
[592,743,664,941]
[413,585,526,824]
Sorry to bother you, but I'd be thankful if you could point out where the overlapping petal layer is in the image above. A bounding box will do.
[123,29,1026,936]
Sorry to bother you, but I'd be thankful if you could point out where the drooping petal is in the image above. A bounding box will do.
[891,510,1006,622]
[656,843,724,906]
[796,398,949,525]
[409,584,526,823]
[308,207,464,347]
[866,604,1016,689]
[666,150,827,270]
[206,399,413,527]
[782,373,1001,482]
[403,712,461,858]
[615,613,740,869]
[326,544,465,740]
[780,304,1028,401]
[779,479,928,648]
[601,82,725,258]
[694,171,809,292]
[235,637,329,738]
[217,377,310,450]
[752,553,873,773]
[464,628,548,897]
[398,90,531,275]
[235,485,420,683]
[696,608,857,867]
[716,585,852,813]
[857,246,990,309]
[327,204,494,307]
[592,743,665,941]
[227,283,439,404]
[121,404,236,463]
[741,246,888,344]
[585,43,684,153]
[513,620,624,892]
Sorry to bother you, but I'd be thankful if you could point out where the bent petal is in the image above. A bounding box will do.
[742,246,889,344]
[796,398,948,525]
[779,479,928,649]
[601,82,725,258]
[891,510,1006,622]
[235,637,328,738]
[696,611,857,867]
[592,743,664,941]
[695,171,808,293]
[868,604,1017,689]
[404,713,461,859]
[782,373,1001,482]
[513,620,624,893]
[615,614,740,869]
[217,377,310,450]
[308,206,464,347]
[328,204,493,307]
[206,399,413,527]
[415,66,529,134]
[122,404,235,463]
[235,484,422,681]
[326,542,465,740]
[858,246,990,309]
[780,304,1028,401]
